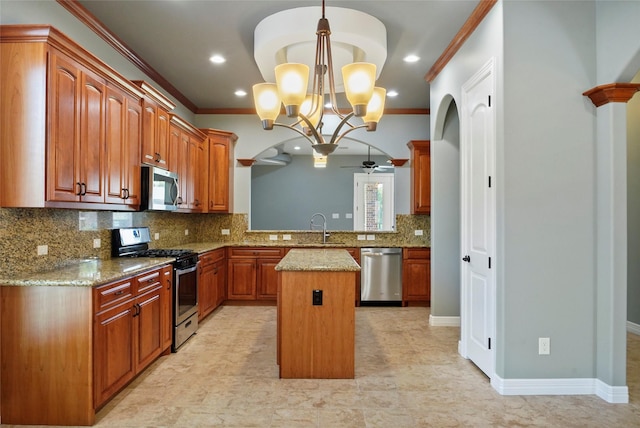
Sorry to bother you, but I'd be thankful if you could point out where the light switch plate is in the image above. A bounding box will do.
[332,213,339,219]
[282,234,292,241]
[221,229,230,235]
[93,238,101,248]
[37,245,48,256]
[346,213,353,219]
[414,230,424,236]
[269,234,278,241]
[357,235,366,240]
[154,233,160,240]
[366,235,375,240]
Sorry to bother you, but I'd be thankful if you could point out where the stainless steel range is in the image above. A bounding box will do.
[112,227,199,351]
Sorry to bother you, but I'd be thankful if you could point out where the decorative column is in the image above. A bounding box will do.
[584,83,640,402]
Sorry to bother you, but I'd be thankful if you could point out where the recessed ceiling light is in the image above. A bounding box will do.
[209,54,226,64]
[387,90,399,97]
[293,146,301,151]
[235,90,247,97]
[403,54,420,63]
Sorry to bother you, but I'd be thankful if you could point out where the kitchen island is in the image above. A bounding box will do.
[275,249,360,379]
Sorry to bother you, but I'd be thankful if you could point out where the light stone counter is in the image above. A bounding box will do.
[275,249,360,272]
[0,257,173,287]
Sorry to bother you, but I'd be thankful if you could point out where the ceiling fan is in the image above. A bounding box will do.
[341,145,394,173]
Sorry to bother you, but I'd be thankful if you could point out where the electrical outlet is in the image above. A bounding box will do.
[366,235,375,240]
[414,229,424,236]
[539,337,550,355]
[154,233,160,240]
[185,229,189,236]
[357,235,366,240]
[37,245,48,256]
[93,238,101,249]
[282,234,292,241]
[269,234,278,241]
[221,229,230,235]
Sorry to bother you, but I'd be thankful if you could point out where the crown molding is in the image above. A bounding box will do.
[56,0,198,112]
[425,0,497,83]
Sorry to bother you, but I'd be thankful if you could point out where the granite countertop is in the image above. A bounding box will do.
[0,257,173,287]
[1,241,411,287]
[275,249,361,272]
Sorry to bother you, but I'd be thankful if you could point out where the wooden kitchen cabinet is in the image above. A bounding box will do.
[227,247,286,301]
[170,115,208,212]
[408,140,431,214]
[0,25,145,210]
[93,266,166,409]
[160,265,173,352]
[201,128,238,212]
[402,248,431,304]
[199,248,226,320]
[47,50,106,204]
[132,81,175,169]
[105,86,142,207]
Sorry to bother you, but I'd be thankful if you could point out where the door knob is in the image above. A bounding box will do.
[462,255,471,262]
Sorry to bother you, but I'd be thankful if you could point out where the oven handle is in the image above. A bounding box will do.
[176,263,198,275]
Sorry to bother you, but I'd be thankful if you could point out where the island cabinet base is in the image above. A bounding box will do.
[1,286,95,426]
[278,271,355,379]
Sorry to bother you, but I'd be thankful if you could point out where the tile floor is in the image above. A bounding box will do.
[89,306,640,427]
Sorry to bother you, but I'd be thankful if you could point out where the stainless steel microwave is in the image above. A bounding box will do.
[141,166,179,211]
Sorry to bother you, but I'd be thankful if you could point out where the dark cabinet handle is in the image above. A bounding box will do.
[166,278,171,290]
[114,290,124,296]
[462,255,471,263]
[76,182,82,196]
[80,182,87,196]
[155,152,161,162]
[133,303,140,317]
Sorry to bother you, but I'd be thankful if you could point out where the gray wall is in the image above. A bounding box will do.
[629,71,640,326]
[430,101,460,317]
[251,155,390,230]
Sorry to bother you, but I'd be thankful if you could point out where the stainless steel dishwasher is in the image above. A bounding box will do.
[360,248,403,304]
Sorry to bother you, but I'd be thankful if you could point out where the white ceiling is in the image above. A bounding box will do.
[76,0,479,112]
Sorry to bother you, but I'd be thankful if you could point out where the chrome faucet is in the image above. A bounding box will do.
[310,212,330,244]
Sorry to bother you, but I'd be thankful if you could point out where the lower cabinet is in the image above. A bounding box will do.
[198,248,226,320]
[227,247,286,301]
[93,266,166,409]
[402,248,431,304]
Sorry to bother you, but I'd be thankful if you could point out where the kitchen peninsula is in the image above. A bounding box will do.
[276,249,360,379]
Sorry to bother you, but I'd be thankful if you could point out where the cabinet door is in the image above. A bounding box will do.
[48,52,81,202]
[105,87,126,204]
[227,259,257,300]
[123,95,141,206]
[402,259,431,301]
[257,258,280,300]
[156,107,170,168]
[409,140,431,214]
[198,262,216,321]
[140,101,157,166]
[78,70,106,203]
[214,259,227,307]
[135,287,163,371]
[176,131,190,210]
[160,266,173,351]
[208,138,230,212]
[188,138,205,211]
[94,300,135,408]
[168,125,181,177]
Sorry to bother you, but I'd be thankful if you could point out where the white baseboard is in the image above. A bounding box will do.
[627,320,640,336]
[491,375,629,404]
[429,314,461,326]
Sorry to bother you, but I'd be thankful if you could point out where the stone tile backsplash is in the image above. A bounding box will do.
[0,208,429,276]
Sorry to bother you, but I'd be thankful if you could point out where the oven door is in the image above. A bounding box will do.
[174,263,198,325]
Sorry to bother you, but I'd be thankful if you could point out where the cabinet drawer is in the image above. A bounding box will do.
[136,268,162,294]
[94,278,134,311]
[228,247,285,258]
[403,248,431,260]
[200,248,225,266]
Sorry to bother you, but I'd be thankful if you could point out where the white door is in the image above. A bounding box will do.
[353,173,394,231]
[460,58,496,378]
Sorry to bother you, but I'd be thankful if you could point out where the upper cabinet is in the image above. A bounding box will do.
[132,81,175,170]
[408,140,431,214]
[0,25,144,210]
[170,115,208,213]
[201,128,237,213]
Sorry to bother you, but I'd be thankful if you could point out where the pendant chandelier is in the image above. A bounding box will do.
[252,0,386,156]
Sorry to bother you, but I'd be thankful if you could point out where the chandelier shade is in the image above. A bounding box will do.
[252,1,387,156]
